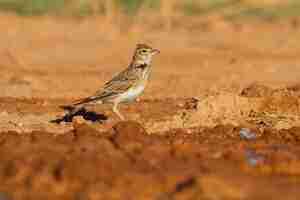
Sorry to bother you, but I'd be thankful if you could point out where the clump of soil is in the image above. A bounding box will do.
[1,121,300,200]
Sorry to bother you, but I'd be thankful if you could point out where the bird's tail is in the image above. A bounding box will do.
[50,104,84,123]
[60,96,94,112]
[60,95,104,116]
[73,95,102,106]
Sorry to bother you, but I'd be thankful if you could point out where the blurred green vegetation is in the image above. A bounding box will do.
[0,0,299,19]
[115,0,159,14]
[115,0,144,14]
[226,1,300,20]
[181,0,237,16]
[180,0,300,20]
[0,0,66,15]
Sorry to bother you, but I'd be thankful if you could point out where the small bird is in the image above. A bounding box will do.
[63,43,160,120]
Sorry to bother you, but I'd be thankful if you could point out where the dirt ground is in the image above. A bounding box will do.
[1,14,300,199]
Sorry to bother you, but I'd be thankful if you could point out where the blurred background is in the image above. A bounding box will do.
[1,0,300,25]
[1,0,300,21]
[1,0,300,30]
[1,0,300,99]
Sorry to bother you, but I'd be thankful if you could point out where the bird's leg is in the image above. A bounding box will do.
[113,102,124,120]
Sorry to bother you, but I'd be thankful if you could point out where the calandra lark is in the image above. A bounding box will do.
[63,43,160,120]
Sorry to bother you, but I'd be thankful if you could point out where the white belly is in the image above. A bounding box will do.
[118,84,145,102]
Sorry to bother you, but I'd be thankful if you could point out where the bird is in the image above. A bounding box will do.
[62,43,160,120]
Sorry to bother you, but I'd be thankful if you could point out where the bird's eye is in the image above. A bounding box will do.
[141,49,147,53]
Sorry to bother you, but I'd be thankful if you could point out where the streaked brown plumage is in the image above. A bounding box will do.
[64,43,160,120]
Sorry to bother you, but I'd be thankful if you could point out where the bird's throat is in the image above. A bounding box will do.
[136,63,148,69]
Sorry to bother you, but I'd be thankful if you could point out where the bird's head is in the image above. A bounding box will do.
[131,43,160,67]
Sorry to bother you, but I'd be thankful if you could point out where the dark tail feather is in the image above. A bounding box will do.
[53,95,103,123]
[59,96,97,114]
[59,96,98,118]
[52,96,108,123]
[51,105,84,123]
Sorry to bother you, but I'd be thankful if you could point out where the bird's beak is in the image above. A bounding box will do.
[151,49,160,55]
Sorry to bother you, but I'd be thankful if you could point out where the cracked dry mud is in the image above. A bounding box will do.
[1,15,300,199]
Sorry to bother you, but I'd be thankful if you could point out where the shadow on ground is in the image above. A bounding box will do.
[50,107,108,123]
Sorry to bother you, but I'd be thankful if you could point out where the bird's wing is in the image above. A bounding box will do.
[73,68,139,106]
[100,68,139,94]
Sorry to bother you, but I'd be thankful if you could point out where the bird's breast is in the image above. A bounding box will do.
[119,84,145,102]
[117,67,150,103]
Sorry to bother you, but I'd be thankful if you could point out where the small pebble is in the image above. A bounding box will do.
[186,129,192,134]
[177,102,184,108]
[244,147,264,166]
[240,128,256,140]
